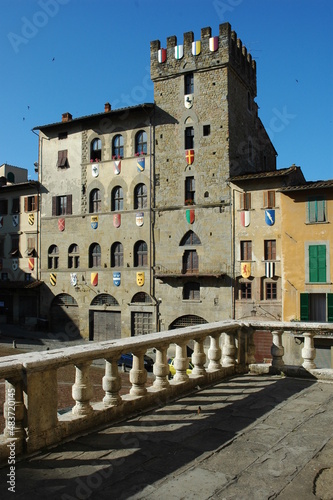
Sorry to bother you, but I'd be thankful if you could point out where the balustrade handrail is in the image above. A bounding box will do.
[0,319,332,463]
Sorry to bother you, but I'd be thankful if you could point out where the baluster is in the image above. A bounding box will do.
[153,346,170,389]
[3,377,25,445]
[208,333,222,371]
[222,331,237,367]
[301,331,316,369]
[130,350,147,396]
[192,338,206,376]
[103,358,122,406]
[271,330,284,370]
[72,362,93,415]
[173,343,189,382]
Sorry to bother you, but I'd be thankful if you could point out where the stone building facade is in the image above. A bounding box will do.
[150,23,277,330]
[0,164,41,325]
[34,104,156,340]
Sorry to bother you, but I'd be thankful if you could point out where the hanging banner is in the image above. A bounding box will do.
[136,272,145,287]
[175,44,184,59]
[70,273,78,286]
[158,48,167,63]
[58,218,65,232]
[209,36,219,52]
[113,213,121,228]
[114,160,121,175]
[137,157,145,172]
[265,209,275,226]
[91,272,98,286]
[186,209,195,224]
[240,211,250,227]
[241,263,251,279]
[28,213,34,225]
[184,94,194,109]
[113,272,121,287]
[92,163,99,178]
[185,149,194,164]
[12,215,19,227]
[50,273,57,286]
[192,40,201,56]
[265,262,275,278]
[91,216,98,230]
[28,258,34,271]
[136,212,144,227]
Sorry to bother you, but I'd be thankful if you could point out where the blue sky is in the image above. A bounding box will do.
[0,0,332,181]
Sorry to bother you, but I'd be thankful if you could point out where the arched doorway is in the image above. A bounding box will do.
[89,293,121,341]
[49,293,80,340]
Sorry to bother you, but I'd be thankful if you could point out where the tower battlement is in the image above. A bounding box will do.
[150,23,257,96]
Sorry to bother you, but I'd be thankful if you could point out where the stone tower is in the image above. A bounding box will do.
[150,23,277,330]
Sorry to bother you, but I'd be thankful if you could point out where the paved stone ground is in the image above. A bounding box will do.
[0,374,332,500]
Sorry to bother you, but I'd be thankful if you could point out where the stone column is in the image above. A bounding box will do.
[173,343,189,382]
[247,327,256,365]
[3,377,25,444]
[192,338,206,376]
[301,331,316,369]
[103,358,122,406]
[208,333,222,371]
[271,330,284,370]
[153,346,170,389]
[129,350,148,396]
[222,331,237,367]
[72,362,93,415]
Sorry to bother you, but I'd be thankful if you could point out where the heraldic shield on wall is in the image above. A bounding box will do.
[265,209,275,226]
[136,272,144,287]
[113,272,121,287]
[241,262,251,279]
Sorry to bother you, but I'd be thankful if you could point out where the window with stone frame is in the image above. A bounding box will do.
[183,282,200,300]
[0,199,8,215]
[185,126,194,149]
[52,195,72,216]
[185,177,195,205]
[264,240,276,261]
[240,281,252,299]
[263,190,276,209]
[111,186,124,211]
[90,138,102,162]
[134,183,147,209]
[89,189,101,213]
[112,134,124,158]
[240,240,252,261]
[111,242,123,267]
[239,192,251,210]
[135,130,147,155]
[11,198,20,214]
[134,240,148,267]
[68,244,80,269]
[184,72,194,94]
[48,245,59,269]
[25,195,38,212]
[57,149,69,168]
[89,243,101,268]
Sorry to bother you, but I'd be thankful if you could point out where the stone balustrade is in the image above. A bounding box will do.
[0,319,332,463]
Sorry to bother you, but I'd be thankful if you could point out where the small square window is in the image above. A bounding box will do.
[203,125,210,136]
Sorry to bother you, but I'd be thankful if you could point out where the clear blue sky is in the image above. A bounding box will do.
[0,0,332,181]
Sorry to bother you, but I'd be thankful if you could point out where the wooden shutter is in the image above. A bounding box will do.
[66,195,72,215]
[327,294,333,323]
[52,196,57,216]
[317,200,326,222]
[309,245,326,282]
[300,293,309,321]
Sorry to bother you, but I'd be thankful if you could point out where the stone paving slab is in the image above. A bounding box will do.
[0,374,332,500]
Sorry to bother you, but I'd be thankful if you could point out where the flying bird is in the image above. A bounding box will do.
[52,57,55,62]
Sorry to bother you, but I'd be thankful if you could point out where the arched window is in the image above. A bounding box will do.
[112,134,124,158]
[48,245,59,269]
[134,183,147,209]
[90,188,101,213]
[89,243,101,268]
[90,138,102,162]
[134,240,148,267]
[68,244,80,269]
[91,294,119,306]
[135,130,147,155]
[131,292,152,304]
[111,186,123,211]
[111,242,123,267]
[180,230,201,246]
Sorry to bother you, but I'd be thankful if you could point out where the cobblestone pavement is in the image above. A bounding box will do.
[0,373,332,500]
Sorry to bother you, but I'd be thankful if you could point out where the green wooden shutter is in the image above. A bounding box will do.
[328,294,333,323]
[308,200,316,222]
[309,245,326,282]
[300,293,309,321]
[317,200,325,222]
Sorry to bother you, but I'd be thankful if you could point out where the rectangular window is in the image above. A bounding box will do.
[263,191,275,208]
[203,125,210,136]
[240,282,252,299]
[309,245,326,283]
[12,198,20,213]
[10,235,19,256]
[184,73,194,94]
[57,149,69,168]
[24,195,38,212]
[264,240,276,260]
[185,127,194,149]
[58,132,68,140]
[308,199,326,223]
[27,237,36,256]
[240,192,251,210]
[0,199,8,215]
[266,282,277,300]
[240,241,252,261]
[185,177,195,204]
[52,195,72,216]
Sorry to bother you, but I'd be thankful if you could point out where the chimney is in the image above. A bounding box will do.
[62,112,72,123]
[104,102,111,112]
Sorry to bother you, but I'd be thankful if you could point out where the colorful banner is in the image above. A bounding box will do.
[114,160,121,175]
[175,44,184,59]
[113,213,121,228]
[240,211,250,227]
[192,40,201,56]
[241,263,251,279]
[28,258,34,271]
[186,209,195,224]
[91,272,98,286]
[185,149,194,164]
[209,36,219,51]
[137,157,145,172]
[265,262,275,278]
[50,273,56,286]
[58,218,65,232]
[158,48,166,63]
